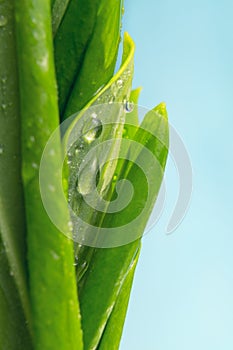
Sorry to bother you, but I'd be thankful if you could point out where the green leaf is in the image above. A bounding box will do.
[97,247,140,350]
[61,33,136,350]
[127,87,142,129]
[79,242,141,350]
[14,0,83,348]
[54,0,123,118]
[0,0,32,346]
[54,0,98,114]
[78,102,169,350]
[64,32,135,274]
[52,0,70,36]
[0,237,32,349]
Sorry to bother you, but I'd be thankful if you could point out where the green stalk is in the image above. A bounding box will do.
[0,0,31,345]
[14,0,83,348]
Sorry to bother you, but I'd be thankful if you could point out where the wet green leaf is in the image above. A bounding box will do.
[14,0,83,348]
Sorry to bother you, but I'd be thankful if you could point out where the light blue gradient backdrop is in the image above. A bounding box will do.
[120,1,233,349]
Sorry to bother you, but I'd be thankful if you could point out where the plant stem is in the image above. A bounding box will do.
[14,0,83,348]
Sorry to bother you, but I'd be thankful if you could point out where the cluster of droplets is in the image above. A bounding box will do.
[66,112,103,208]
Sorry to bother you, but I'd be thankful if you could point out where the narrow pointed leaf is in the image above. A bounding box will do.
[54,0,123,118]
[52,0,70,36]
[97,248,140,350]
[79,103,169,350]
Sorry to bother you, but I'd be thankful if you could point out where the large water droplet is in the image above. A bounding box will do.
[82,117,102,144]
[77,157,98,195]
[0,15,7,27]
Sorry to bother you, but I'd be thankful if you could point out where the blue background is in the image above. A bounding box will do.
[120,1,233,349]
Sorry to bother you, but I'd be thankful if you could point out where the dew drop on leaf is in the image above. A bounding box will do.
[0,15,7,27]
[82,117,102,144]
[116,78,123,88]
[32,162,38,169]
[124,100,134,113]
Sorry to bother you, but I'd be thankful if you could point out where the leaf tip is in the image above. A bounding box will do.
[154,102,168,120]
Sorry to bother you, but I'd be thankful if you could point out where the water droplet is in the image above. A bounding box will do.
[1,76,7,84]
[30,135,35,142]
[68,221,73,231]
[36,54,48,71]
[1,103,7,110]
[48,184,55,192]
[49,149,55,156]
[77,157,98,195]
[0,145,4,155]
[76,260,89,281]
[0,15,7,27]
[109,96,115,104]
[10,270,14,276]
[50,250,59,260]
[91,112,97,119]
[32,162,38,169]
[113,174,118,182]
[74,147,79,155]
[82,117,102,144]
[116,79,123,88]
[124,100,134,113]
